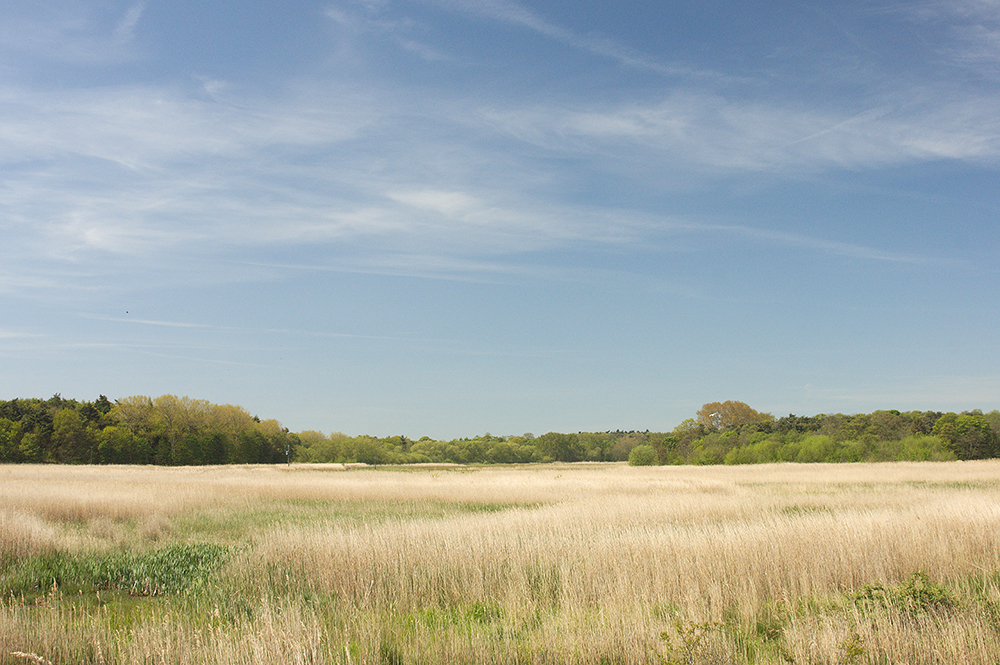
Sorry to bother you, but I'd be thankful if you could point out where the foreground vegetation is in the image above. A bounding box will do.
[4,462,1000,663]
[2,395,998,466]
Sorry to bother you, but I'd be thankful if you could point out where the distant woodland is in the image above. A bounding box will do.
[1,396,997,466]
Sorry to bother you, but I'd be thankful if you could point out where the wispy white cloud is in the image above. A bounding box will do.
[1,1,993,302]
[432,0,702,77]
[253,249,573,276]
[0,82,377,168]
[113,3,144,43]
[906,0,1000,25]
[891,0,1000,71]
[325,1,453,62]
[0,328,41,340]
[0,267,78,294]
[482,91,1000,171]
[0,3,143,66]
[86,316,215,329]
[395,38,453,62]
[697,224,945,265]
[235,206,938,289]
[239,253,708,303]
[951,22,1000,67]
[388,189,483,217]
[1,70,980,299]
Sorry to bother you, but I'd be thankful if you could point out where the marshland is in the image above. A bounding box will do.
[4,461,1000,663]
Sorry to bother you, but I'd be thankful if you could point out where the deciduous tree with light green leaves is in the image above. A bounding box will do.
[696,401,774,430]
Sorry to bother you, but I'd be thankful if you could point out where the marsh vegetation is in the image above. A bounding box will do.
[4,462,1000,663]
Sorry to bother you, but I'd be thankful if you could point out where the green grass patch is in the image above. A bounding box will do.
[170,499,525,543]
[779,504,834,517]
[2,543,228,600]
[850,571,954,616]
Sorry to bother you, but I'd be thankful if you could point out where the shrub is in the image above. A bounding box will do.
[851,572,953,616]
[628,444,657,466]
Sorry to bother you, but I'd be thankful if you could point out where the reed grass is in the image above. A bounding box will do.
[3,462,1000,663]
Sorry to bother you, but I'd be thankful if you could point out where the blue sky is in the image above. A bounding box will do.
[2,0,999,438]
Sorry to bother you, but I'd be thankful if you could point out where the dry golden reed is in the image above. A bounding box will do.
[4,461,1000,663]
[0,509,56,561]
[246,465,1000,620]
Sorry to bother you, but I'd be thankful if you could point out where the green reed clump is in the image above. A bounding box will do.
[2,543,227,598]
[850,571,953,617]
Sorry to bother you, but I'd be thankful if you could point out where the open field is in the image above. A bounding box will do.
[4,462,1000,664]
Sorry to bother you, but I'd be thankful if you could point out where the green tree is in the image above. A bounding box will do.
[867,410,908,441]
[5,398,54,460]
[535,432,583,462]
[906,411,942,436]
[152,395,195,463]
[578,432,616,461]
[97,426,152,464]
[795,435,836,463]
[777,414,824,435]
[234,429,267,464]
[174,434,201,465]
[485,440,517,464]
[0,417,23,462]
[984,410,1000,436]
[19,431,43,462]
[202,432,229,465]
[673,419,706,446]
[110,395,155,437]
[650,434,679,465]
[52,408,94,463]
[933,413,996,460]
[93,394,113,416]
[78,401,102,427]
[609,432,648,462]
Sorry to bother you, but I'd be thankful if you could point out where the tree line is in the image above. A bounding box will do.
[0,395,296,465]
[1,396,997,466]
[648,401,999,466]
[297,404,998,466]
